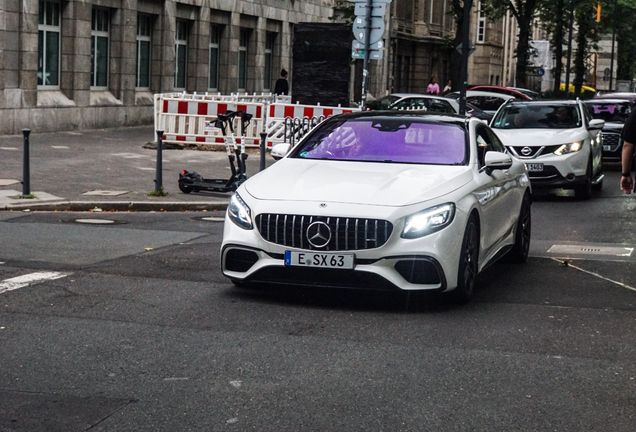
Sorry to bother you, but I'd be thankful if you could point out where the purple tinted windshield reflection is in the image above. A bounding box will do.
[297,120,466,165]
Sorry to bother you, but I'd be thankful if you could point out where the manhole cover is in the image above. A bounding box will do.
[75,219,116,225]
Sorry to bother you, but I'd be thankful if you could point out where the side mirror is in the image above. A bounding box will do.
[484,151,512,174]
[588,119,605,130]
[271,143,291,160]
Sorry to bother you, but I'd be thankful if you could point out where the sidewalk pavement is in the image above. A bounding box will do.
[0,125,276,212]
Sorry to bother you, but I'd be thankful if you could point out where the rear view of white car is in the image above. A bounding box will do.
[491,100,604,199]
[221,112,532,303]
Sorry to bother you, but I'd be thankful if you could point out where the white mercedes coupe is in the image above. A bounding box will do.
[221,112,531,303]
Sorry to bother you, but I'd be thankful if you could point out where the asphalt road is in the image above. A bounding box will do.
[1,171,636,431]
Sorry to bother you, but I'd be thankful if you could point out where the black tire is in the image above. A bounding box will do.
[592,164,603,191]
[574,158,593,200]
[450,216,480,304]
[506,193,531,263]
[178,181,193,194]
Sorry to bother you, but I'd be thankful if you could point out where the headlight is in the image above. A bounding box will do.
[228,193,253,230]
[554,141,582,156]
[402,203,455,239]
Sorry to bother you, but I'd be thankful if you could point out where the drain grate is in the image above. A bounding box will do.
[548,244,634,257]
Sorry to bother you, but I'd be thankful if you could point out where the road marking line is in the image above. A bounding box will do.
[551,258,636,292]
[548,244,634,257]
[0,271,69,295]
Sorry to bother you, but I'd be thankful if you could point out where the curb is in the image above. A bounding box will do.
[0,200,229,212]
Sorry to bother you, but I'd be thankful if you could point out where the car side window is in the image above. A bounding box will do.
[467,96,482,109]
[485,129,506,153]
[475,126,493,167]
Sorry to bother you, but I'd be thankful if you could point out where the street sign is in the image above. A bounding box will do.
[351,49,384,60]
[354,3,387,16]
[456,42,476,56]
[352,40,383,50]
[537,67,545,77]
[353,16,385,45]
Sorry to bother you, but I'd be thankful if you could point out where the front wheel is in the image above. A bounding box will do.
[450,216,479,304]
[506,193,531,263]
[574,158,593,200]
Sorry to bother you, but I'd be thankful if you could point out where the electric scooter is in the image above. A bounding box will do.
[178,110,253,194]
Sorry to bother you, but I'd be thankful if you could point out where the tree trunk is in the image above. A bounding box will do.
[552,0,565,93]
[515,23,531,88]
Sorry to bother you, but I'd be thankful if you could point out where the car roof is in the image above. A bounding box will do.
[452,90,516,99]
[595,92,636,100]
[332,110,469,127]
[468,86,531,100]
[584,99,634,104]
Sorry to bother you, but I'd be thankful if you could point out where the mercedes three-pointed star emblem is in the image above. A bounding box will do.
[306,221,331,248]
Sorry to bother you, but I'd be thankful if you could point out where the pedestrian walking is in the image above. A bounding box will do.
[427,76,440,95]
[620,109,636,194]
[274,69,289,96]
[443,80,452,94]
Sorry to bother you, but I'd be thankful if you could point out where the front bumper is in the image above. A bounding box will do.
[221,202,468,292]
[518,148,590,189]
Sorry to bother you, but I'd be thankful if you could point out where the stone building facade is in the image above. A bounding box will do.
[0,0,334,135]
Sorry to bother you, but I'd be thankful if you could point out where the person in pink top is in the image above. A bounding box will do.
[427,76,440,95]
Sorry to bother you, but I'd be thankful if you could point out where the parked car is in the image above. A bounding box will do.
[507,87,542,100]
[491,100,604,199]
[584,99,635,163]
[366,93,414,110]
[446,91,516,115]
[560,84,596,94]
[389,95,493,121]
[222,112,532,303]
[468,86,533,100]
[594,92,636,102]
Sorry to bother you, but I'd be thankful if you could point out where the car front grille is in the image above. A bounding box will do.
[601,132,621,151]
[255,214,393,251]
[508,145,563,159]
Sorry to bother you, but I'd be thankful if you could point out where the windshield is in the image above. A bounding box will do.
[492,104,582,129]
[584,101,632,123]
[290,117,467,165]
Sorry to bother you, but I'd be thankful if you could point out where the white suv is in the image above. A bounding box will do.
[490,100,604,199]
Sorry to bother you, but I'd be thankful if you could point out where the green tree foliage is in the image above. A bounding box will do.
[484,0,543,88]
[615,0,636,81]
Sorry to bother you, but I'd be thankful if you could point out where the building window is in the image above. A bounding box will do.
[209,25,220,90]
[91,8,109,88]
[238,29,249,91]
[264,32,276,91]
[136,15,152,89]
[175,20,188,89]
[477,1,486,43]
[38,1,61,88]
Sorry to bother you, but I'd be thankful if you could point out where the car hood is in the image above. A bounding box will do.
[494,128,588,147]
[244,159,473,206]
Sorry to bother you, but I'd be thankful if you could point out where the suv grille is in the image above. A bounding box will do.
[508,145,564,159]
[601,132,621,151]
[255,214,393,251]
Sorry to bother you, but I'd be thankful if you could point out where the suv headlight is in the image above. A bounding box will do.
[402,203,455,239]
[554,141,582,156]
[228,193,253,230]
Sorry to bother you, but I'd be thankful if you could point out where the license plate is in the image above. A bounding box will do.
[526,163,544,172]
[285,251,355,269]
[603,145,611,151]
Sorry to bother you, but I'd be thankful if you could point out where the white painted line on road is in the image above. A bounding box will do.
[551,258,636,292]
[76,219,116,224]
[51,146,69,149]
[548,244,634,257]
[136,167,155,171]
[0,271,69,295]
[0,147,19,151]
[112,153,149,159]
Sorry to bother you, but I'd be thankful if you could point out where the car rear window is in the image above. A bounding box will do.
[492,104,582,129]
[291,118,467,165]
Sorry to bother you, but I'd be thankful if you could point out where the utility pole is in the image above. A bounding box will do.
[459,0,473,115]
[564,0,575,95]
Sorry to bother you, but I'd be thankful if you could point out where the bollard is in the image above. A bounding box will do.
[155,130,164,191]
[21,129,31,198]
[259,132,267,171]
